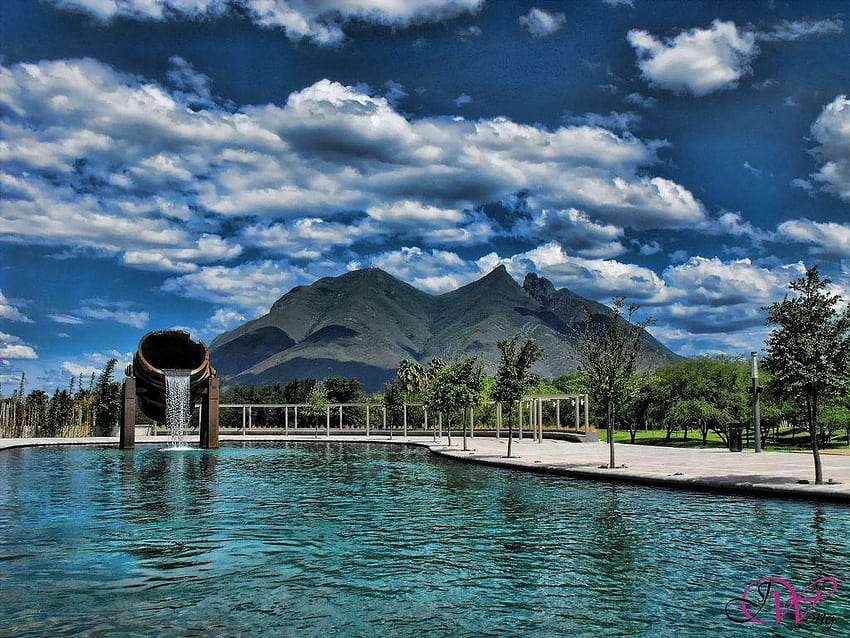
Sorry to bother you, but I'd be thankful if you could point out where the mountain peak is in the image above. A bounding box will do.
[523,272,556,305]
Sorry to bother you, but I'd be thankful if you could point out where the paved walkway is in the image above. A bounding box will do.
[1,434,849,503]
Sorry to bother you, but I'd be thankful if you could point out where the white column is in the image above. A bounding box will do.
[584,395,590,431]
[556,399,560,429]
[339,405,343,429]
[518,401,523,441]
[294,405,298,429]
[403,403,408,438]
[470,406,475,439]
[326,405,330,437]
[242,406,246,434]
[366,405,370,436]
[383,406,388,438]
[496,402,501,439]
[285,406,289,437]
[438,412,443,438]
[574,397,580,431]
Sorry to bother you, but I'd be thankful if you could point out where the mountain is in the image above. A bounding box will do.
[210,266,680,390]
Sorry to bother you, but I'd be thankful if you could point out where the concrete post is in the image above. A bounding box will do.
[496,402,501,439]
[383,406,388,437]
[119,374,136,450]
[339,405,343,430]
[751,351,762,453]
[438,412,443,438]
[403,403,408,438]
[285,406,289,437]
[242,405,246,433]
[584,395,590,432]
[470,406,474,439]
[294,406,298,429]
[518,401,523,441]
[539,398,544,443]
[574,397,580,431]
[366,404,370,436]
[556,399,560,429]
[326,405,330,437]
[199,374,219,449]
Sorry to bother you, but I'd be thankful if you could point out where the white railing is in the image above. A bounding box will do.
[214,393,590,442]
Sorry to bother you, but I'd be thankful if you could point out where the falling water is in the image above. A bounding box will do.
[163,369,192,449]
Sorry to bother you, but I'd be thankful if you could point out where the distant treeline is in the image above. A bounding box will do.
[5,354,850,449]
[0,359,121,438]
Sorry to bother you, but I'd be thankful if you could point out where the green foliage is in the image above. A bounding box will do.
[763,266,850,482]
[492,336,544,406]
[305,382,329,418]
[395,359,426,399]
[324,376,362,403]
[425,357,484,419]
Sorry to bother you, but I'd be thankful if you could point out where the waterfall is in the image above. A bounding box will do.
[163,370,192,449]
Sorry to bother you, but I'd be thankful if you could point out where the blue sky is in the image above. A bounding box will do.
[1,0,850,391]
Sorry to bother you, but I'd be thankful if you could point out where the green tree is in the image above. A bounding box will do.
[93,359,120,436]
[396,359,425,400]
[492,336,544,458]
[575,298,652,469]
[763,267,850,484]
[424,357,483,449]
[305,381,329,437]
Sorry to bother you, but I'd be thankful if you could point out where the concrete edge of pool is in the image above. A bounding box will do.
[2,434,849,504]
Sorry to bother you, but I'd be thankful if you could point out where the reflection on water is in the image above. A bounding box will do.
[0,442,848,637]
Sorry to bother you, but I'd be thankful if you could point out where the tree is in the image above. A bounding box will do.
[763,267,850,484]
[93,359,120,436]
[575,298,651,469]
[305,381,329,437]
[396,359,425,399]
[492,336,544,458]
[424,357,483,448]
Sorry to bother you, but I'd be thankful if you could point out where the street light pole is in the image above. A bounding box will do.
[751,351,762,453]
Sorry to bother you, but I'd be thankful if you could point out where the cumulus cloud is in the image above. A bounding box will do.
[0,57,706,280]
[0,332,37,359]
[368,246,491,294]
[778,219,850,257]
[808,95,850,201]
[0,289,30,322]
[519,8,565,38]
[511,209,626,258]
[162,260,323,314]
[627,20,757,96]
[51,0,484,45]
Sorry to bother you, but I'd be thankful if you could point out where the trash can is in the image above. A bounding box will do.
[728,423,742,452]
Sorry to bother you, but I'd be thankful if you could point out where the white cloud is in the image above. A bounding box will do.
[79,301,149,328]
[0,332,37,359]
[627,20,757,96]
[51,0,484,45]
[453,93,473,107]
[756,18,843,42]
[625,92,657,109]
[512,208,626,258]
[602,0,634,6]
[162,260,320,314]
[778,219,850,257]
[519,8,565,38]
[808,95,850,201]
[368,247,489,293]
[207,308,247,333]
[562,111,641,132]
[0,289,30,322]
[47,313,84,325]
[0,57,706,270]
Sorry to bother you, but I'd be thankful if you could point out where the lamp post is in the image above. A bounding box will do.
[751,351,762,453]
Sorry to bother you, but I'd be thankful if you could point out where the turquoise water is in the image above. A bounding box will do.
[1,442,848,637]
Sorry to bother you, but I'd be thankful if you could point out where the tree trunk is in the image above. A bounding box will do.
[810,393,823,485]
[608,401,615,469]
[629,428,636,444]
[462,407,468,451]
[701,423,708,445]
[666,426,672,440]
[684,424,688,440]
[506,403,513,458]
